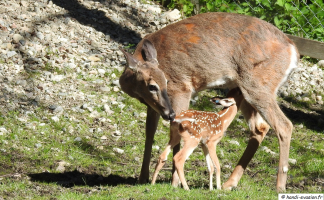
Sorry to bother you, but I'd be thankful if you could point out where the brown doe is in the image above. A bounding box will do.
[119,12,299,192]
[152,88,244,190]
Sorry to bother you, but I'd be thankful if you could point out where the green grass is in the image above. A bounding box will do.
[0,72,323,199]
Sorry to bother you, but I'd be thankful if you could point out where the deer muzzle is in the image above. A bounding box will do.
[160,89,175,121]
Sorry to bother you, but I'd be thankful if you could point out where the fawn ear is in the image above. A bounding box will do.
[219,98,236,107]
[119,48,141,70]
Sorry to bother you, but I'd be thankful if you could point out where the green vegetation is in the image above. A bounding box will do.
[0,81,323,199]
[169,0,324,41]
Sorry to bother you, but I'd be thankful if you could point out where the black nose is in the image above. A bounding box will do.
[169,112,176,121]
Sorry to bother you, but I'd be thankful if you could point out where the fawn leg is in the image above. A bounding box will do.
[173,139,199,190]
[152,128,181,184]
[202,145,214,190]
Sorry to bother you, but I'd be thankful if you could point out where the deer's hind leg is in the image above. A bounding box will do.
[222,100,270,190]
[224,75,292,192]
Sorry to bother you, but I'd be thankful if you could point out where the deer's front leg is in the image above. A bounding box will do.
[139,106,160,184]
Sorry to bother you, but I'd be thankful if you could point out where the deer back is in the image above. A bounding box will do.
[120,12,299,120]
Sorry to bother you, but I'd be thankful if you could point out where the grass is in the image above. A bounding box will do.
[0,69,323,199]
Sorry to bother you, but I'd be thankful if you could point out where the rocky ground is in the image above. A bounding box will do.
[0,0,185,117]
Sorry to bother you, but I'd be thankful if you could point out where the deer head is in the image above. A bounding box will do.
[119,39,175,121]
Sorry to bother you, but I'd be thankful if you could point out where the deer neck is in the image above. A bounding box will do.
[218,105,237,131]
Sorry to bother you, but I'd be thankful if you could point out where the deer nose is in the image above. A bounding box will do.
[168,111,176,121]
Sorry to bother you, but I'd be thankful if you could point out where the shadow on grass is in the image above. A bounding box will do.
[28,170,137,188]
[280,102,324,132]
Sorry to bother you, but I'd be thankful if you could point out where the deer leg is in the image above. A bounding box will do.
[139,107,160,184]
[232,85,291,192]
[256,101,291,192]
[173,139,199,190]
[152,127,181,184]
[202,145,214,190]
[223,99,270,190]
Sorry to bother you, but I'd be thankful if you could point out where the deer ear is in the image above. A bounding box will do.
[219,98,236,107]
[141,39,158,63]
[119,48,140,70]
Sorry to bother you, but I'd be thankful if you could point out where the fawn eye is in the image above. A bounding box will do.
[148,84,158,92]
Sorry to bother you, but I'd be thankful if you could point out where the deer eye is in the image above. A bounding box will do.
[148,84,158,92]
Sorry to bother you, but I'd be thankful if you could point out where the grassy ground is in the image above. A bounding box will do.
[0,69,323,199]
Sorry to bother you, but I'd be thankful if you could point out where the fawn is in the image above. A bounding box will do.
[152,88,243,190]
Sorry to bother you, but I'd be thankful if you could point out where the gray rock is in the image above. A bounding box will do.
[100,135,107,140]
[51,116,59,122]
[318,60,324,67]
[103,104,110,112]
[100,87,110,92]
[289,158,297,165]
[13,34,24,44]
[316,96,322,101]
[113,148,124,154]
[53,106,63,113]
[56,161,69,172]
[229,140,240,146]
[303,97,310,101]
[112,80,120,87]
[36,32,44,40]
[7,51,17,58]
[51,75,65,82]
[81,104,88,109]
[16,80,27,86]
[112,130,122,136]
[89,111,100,118]
[71,43,78,48]
[163,9,181,21]
[35,143,42,148]
[49,105,58,110]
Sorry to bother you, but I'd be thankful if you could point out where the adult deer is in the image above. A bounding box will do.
[152,88,244,190]
[119,12,299,192]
